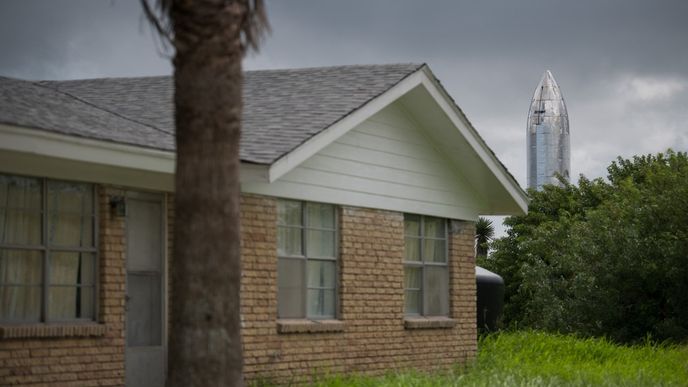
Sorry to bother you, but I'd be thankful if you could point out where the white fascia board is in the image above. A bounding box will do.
[0,123,175,173]
[417,68,529,213]
[0,123,270,184]
[267,70,426,183]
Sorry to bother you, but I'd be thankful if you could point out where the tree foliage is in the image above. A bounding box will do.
[483,150,688,343]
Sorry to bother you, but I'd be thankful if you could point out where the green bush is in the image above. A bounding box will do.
[484,150,688,343]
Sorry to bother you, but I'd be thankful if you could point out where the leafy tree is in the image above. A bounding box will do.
[484,150,688,343]
[142,0,268,385]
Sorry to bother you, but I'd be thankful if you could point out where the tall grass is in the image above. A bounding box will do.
[263,331,688,386]
[463,330,688,386]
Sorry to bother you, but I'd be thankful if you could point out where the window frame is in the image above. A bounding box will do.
[403,214,449,317]
[277,199,338,320]
[0,174,99,324]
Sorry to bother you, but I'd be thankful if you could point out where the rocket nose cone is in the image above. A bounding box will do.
[539,70,558,89]
[532,70,563,101]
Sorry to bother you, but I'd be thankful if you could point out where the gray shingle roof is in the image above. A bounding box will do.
[0,63,423,164]
[0,76,174,150]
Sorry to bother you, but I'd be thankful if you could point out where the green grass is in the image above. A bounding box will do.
[460,331,688,386]
[262,331,688,386]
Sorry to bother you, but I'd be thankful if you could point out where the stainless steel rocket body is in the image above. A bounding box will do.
[527,70,570,190]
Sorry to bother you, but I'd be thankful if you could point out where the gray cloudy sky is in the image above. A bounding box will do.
[1,0,687,188]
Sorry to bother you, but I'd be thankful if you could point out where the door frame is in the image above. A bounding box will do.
[124,190,168,386]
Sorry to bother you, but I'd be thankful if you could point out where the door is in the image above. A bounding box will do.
[125,192,165,387]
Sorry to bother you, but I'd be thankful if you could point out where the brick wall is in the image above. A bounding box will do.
[0,186,127,386]
[240,194,477,384]
[1,190,476,386]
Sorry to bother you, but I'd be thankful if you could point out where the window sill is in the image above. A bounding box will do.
[0,323,107,339]
[276,319,345,334]
[404,316,457,330]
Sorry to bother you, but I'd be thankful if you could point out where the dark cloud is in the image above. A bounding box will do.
[0,0,170,79]
[1,0,687,188]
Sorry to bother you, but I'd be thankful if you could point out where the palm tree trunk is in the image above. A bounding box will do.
[167,1,247,386]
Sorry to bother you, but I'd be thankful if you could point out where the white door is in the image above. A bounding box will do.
[125,192,165,387]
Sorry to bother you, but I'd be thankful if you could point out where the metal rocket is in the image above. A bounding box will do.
[527,70,570,190]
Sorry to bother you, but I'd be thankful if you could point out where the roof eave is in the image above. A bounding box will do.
[0,123,271,190]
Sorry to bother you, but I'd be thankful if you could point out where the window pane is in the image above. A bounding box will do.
[404,214,420,236]
[49,285,95,320]
[50,252,78,285]
[424,217,445,238]
[277,226,302,256]
[47,180,94,247]
[404,266,421,290]
[0,249,42,285]
[48,213,93,247]
[306,230,335,258]
[0,285,41,322]
[79,286,95,319]
[307,260,335,289]
[0,209,41,245]
[81,254,95,286]
[424,239,446,263]
[126,199,162,271]
[424,266,449,316]
[405,289,421,315]
[307,289,335,318]
[48,286,78,320]
[277,258,304,318]
[47,181,92,215]
[50,252,95,286]
[126,274,161,345]
[307,203,334,229]
[404,237,421,262]
[0,175,41,210]
[277,200,302,226]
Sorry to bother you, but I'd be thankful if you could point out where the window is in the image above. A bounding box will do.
[277,200,337,319]
[0,174,97,323]
[404,214,449,316]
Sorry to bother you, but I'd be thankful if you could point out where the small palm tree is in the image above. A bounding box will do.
[475,217,494,259]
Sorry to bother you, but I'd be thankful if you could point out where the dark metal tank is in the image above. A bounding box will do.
[476,266,504,332]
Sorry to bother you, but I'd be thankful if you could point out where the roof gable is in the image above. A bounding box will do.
[243,101,486,220]
[32,64,424,163]
[0,63,527,215]
[266,66,528,215]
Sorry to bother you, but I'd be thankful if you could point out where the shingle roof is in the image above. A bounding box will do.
[0,63,424,164]
[0,76,174,149]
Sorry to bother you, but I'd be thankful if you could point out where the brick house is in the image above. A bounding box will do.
[0,64,527,386]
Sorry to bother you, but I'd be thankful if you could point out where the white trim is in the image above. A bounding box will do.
[418,68,529,212]
[242,179,480,221]
[0,124,270,186]
[267,71,426,182]
[0,149,175,191]
[0,123,175,173]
